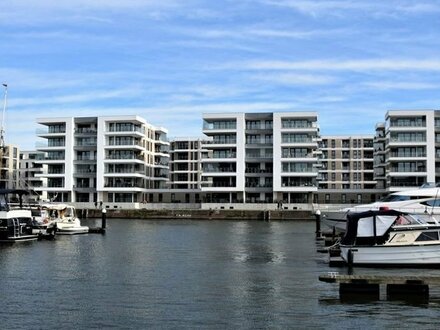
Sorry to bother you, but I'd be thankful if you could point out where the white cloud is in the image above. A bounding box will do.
[243,59,440,71]
[0,0,188,26]
[250,73,337,85]
[259,0,440,16]
[177,26,347,40]
[363,81,440,90]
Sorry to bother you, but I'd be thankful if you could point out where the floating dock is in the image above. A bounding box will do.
[319,273,440,300]
[88,227,106,234]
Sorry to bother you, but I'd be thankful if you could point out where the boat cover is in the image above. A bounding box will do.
[341,209,404,245]
[357,216,396,237]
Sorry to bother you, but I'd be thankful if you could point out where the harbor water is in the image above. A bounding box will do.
[1,219,440,329]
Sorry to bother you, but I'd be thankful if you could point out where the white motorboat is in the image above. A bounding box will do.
[41,204,89,235]
[0,189,40,243]
[30,205,57,239]
[339,209,440,266]
[320,184,440,233]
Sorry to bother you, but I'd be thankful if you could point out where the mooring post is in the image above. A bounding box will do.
[101,208,107,229]
[315,210,321,238]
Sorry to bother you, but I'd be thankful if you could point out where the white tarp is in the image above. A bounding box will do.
[357,215,396,237]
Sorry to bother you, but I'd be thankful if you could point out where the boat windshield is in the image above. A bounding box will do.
[379,194,411,202]
[64,207,75,218]
[394,214,434,226]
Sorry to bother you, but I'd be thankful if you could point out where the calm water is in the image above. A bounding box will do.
[1,219,440,329]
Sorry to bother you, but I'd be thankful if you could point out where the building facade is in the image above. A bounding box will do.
[201,112,320,204]
[0,144,20,190]
[372,110,439,192]
[35,116,169,204]
[317,135,379,204]
[19,150,46,201]
[30,110,440,208]
[167,137,206,203]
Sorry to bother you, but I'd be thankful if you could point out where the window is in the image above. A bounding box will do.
[421,200,440,207]
[415,232,439,241]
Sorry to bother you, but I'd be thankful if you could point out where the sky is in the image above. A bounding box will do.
[2,0,440,149]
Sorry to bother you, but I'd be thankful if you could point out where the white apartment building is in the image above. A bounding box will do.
[317,135,379,204]
[201,112,320,204]
[0,144,19,190]
[380,110,437,191]
[35,116,169,205]
[19,151,46,201]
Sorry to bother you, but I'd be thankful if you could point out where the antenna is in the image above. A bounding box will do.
[1,83,7,149]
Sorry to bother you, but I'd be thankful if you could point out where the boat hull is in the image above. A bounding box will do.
[340,244,440,266]
[0,234,39,243]
[56,226,89,235]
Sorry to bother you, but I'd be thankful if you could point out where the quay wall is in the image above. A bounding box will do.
[79,208,314,221]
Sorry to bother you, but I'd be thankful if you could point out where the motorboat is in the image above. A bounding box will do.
[41,203,89,235]
[339,209,440,266]
[0,189,40,243]
[30,205,57,239]
[320,184,440,233]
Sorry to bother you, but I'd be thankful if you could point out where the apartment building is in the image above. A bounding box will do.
[377,110,438,192]
[201,112,320,204]
[0,144,19,189]
[373,123,387,191]
[35,116,169,205]
[317,135,379,204]
[167,137,206,203]
[19,150,46,200]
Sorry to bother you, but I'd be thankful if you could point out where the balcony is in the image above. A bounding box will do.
[203,121,236,130]
[75,128,97,135]
[203,167,236,173]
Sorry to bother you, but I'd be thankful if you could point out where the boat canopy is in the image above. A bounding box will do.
[41,204,71,211]
[357,215,396,237]
[341,210,403,245]
[41,204,76,219]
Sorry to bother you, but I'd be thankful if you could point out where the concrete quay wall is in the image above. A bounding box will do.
[80,208,314,221]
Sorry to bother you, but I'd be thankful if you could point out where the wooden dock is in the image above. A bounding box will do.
[320,273,440,285]
[88,227,106,234]
[319,273,440,300]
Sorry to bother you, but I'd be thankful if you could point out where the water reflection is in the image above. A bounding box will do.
[1,219,439,329]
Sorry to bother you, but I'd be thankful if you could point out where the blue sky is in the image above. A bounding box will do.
[2,0,440,149]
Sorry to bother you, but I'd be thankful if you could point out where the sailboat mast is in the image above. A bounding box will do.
[1,83,7,149]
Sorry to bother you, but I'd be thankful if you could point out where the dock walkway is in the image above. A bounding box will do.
[319,273,440,300]
[320,273,440,285]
